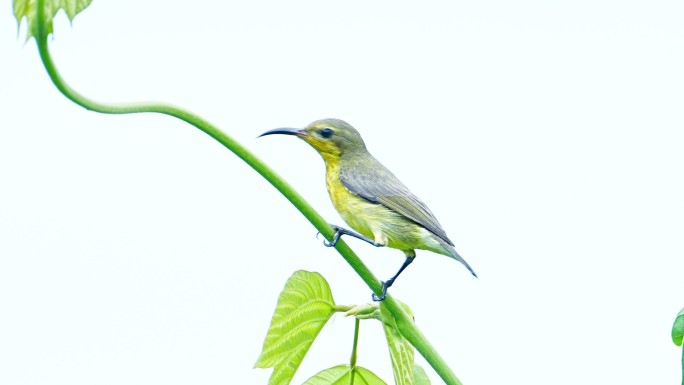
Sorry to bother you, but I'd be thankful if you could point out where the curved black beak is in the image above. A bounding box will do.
[258,127,305,138]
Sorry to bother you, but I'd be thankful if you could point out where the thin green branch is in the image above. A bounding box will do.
[350,318,360,385]
[33,2,462,384]
[335,304,355,313]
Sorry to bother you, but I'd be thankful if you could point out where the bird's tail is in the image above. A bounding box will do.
[439,239,477,278]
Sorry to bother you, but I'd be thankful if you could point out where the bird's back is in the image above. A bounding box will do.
[337,151,454,246]
[335,151,477,276]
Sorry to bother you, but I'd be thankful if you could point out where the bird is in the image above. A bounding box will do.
[259,118,476,300]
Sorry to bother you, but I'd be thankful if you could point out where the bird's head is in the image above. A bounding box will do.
[259,118,367,160]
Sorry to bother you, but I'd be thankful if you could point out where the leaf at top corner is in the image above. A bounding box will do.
[302,364,387,385]
[14,0,93,41]
[380,301,416,385]
[255,270,337,385]
[672,307,684,346]
[413,365,431,385]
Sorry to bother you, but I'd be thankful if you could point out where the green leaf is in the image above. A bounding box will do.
[302,365,387,385]
[672,307,684,346]
[380,301,416,385]
[413,365,431,385]
[13,0,92,40]
[255,271,337,385]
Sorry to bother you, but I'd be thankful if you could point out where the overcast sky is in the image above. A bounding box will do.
[1,1,683,384]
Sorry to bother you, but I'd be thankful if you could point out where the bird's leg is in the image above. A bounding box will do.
[372,254,416,302]
[322,224,384,248]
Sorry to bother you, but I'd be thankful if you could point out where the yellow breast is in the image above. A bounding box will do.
[324,159,428,251]
[325,160,374,237]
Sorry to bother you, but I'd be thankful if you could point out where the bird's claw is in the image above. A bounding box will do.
[320,226,342,247]
[371,281,390,302]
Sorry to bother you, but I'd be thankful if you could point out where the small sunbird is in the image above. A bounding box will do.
[259,118,476,301]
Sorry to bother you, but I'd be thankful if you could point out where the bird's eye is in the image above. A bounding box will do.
[318,128,334,138]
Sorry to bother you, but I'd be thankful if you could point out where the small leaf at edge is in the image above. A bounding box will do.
[13,0,92,41]
[672,307,684,346]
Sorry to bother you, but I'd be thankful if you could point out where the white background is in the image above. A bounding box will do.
[1,1,683,384]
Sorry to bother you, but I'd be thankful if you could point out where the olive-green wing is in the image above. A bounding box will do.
[339,159,454,246]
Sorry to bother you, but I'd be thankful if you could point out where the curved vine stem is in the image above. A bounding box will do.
[33,2,462,384]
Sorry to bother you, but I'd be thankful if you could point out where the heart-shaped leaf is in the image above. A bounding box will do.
[302,365,387,385]
[255,271,337,385]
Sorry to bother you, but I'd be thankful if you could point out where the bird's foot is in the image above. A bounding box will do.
[371,279,395,302]
[322,225,343,247]
[371,283,389,302]
[319,224,383,248]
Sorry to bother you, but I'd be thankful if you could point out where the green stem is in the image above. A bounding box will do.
[335,304,355,313]
[350,318,360,385]
[33,2,462,384]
